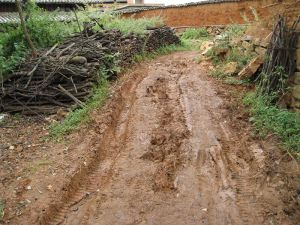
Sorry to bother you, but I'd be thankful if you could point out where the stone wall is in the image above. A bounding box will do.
[121,0,299,27]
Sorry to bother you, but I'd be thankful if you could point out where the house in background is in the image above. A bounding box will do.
[127,0,144,4]
[0,0,128,23]
[0,0,128,12]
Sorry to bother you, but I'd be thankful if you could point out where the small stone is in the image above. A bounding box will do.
[222,62,238,75]
[255,46,267,56]
[9,145,15,150]
[200,41,214,52]
[26,186,32,190]
[47,185,53,191]
[242,41,253,52]
[253,38,261,46]
[238,56,264,79]
[241,35,253,42]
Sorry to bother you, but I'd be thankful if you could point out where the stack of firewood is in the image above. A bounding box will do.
[0,26,179,114]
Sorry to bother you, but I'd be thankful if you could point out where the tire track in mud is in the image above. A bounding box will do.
[141,76,190,191]
[38,71,145,225]
[36,51,293,225]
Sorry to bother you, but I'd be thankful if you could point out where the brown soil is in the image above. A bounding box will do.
[1,51,300,225]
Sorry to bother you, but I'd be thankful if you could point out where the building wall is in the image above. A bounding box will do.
[127,0,144,4]
[122,0,299,27]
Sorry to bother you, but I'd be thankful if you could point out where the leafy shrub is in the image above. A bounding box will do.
[78,12,163,35]
[181,28,209,39]
[243,92,300,153]
[25,3,76,48]
[0,3,76,79]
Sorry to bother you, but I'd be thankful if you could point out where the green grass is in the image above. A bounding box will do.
[133,42,190,62]
[103,15,162,35]
[50,78,109,139]
[77,11,163,35]
[224,77,250,85]
[180,28,213,50]
[0,4,76,80]
[243,92,300,154]
[181,28,209,39]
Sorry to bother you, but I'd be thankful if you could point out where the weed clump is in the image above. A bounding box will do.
[243,92,300,154]
[181,28,209,39]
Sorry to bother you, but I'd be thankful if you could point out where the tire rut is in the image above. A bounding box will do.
[36,51,296,225]
[38,71,145,225]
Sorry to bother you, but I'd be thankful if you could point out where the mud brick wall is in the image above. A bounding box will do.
[122,0,299,27]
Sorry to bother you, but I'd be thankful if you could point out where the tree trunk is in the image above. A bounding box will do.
[15,0,37,57]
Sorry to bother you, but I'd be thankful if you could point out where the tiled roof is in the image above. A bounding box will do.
[0,12,74,23]
[0,0,125,4]
[114,0,241,14]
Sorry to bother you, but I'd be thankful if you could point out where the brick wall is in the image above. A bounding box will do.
[122,0,299,27]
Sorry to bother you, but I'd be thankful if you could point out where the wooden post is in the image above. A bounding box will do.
[15,0,37,57]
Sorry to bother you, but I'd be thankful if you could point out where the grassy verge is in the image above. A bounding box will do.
[243,92,300,155]
[50,78,109,139]
[133,42,191,62]
[180,28,213,50]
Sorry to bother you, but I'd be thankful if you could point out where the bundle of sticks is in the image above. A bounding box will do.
[257,16,300,98]
[0,26,179,115]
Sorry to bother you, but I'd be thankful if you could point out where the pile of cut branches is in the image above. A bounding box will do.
[257,16,300,99]
[0,26,179,114]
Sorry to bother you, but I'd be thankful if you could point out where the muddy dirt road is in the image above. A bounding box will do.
[5,52,299,225]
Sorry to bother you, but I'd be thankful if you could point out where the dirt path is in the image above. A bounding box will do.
[4,51,299,225]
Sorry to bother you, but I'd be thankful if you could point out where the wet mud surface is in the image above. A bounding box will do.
[1,51,299,225]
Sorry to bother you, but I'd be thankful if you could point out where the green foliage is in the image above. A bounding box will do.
[50,78,109,139]
[0,8,163,80]
[258,66,289,100]
[181,28,209,39]
[225,24,247,38]
[224,77,250,85]
[78,12,163,35]
[25,3,75,47]
[105,15,163,35]
[208,45,254,78]
[227,47,253,70]
[50,53,120,139]
[133,43,189,62]
[0,3,76,79]
[206,24,253,78]
[243,92,300,153]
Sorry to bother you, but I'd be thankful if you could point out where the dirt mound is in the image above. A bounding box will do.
[0,26,179,115]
